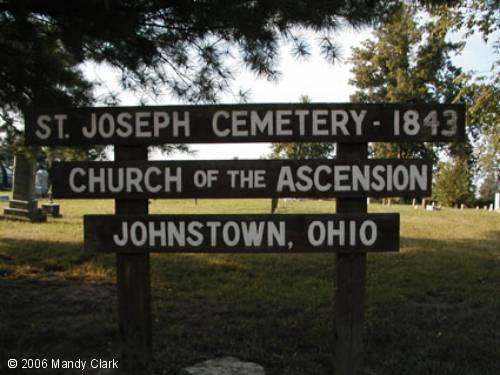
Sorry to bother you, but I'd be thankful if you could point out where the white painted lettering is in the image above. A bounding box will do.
[173,111,190,136]
[312,110,328,135]
[250,111,273,135]
[35,115,51,139]
[223,221,240,246]
[308,221,325,246]
[334,165,351,191]
[116,112,133,137]
[331,110,349,135]
[276,166,296,192]
[276,110,292,136]
[153,112,169,137]
[149,221,166,246]
[144,167,162,193]
[232,111,248,136]
[360,220,377,246]
[130,221,148,246]
[126,168,143,192]
[187,221,203,246]
[212,111,230,136]
[69,167,86,193]
[350,109,366,135]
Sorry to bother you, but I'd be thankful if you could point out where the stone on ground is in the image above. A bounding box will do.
[180,357,265,375]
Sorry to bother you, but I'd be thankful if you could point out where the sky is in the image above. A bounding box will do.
[84,26,498,161]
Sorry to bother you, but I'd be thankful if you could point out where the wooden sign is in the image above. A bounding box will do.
[84,213,399,253]
[24,98,465,375]
[50,159,432,199]
[25,103,465,145]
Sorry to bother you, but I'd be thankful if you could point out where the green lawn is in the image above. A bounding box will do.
[0,197,499,374]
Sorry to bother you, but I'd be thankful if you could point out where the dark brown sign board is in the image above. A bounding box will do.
[84,213,399,253]
[25,103,465,145]
[51,159,432,199]
[22,99,463,375]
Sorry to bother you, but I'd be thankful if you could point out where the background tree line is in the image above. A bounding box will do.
[271,1,498,206]
[0,0,498,205]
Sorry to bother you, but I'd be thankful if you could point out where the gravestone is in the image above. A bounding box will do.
[35,169,49,197]
[3,153,46,222]
[495,193,500,211]
[42,193,62,218]
[426,204,440,211]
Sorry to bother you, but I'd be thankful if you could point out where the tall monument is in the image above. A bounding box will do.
[3,153,47,222]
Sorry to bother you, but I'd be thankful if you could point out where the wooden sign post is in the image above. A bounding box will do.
[24,102,465,374]
[115,146,152,374]
[335,142,368,374]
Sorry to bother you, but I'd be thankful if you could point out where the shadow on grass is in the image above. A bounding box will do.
[0,234,499,375]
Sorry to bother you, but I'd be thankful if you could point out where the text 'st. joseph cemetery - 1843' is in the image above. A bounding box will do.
[25,103,464,145]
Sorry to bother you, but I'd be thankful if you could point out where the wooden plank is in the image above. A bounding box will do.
[25,102,465,145]
[51,159,432,199]
[83,213,399,253]
[334,143,368,375]
[115,146,152,375]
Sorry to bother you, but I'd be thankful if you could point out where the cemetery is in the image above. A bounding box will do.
[0,197,499,374]
[1,99,499,375]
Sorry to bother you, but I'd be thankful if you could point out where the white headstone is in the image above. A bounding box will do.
[495,192,500,211]
[426,204,441,211]
[35,169,49,197]
[489,203,494,211]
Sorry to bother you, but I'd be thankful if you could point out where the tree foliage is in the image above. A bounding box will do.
[0,1,492,164]
[270,142,334,159]
[0,2,457,114]
[446,0,500,41]
[433,158,475,206]
[0,0,439,113]
[478,172,498,202]
[349,3,465,161]
[457,61,499,180]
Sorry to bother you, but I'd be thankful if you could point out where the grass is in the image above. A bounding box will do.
[0,197,499,374]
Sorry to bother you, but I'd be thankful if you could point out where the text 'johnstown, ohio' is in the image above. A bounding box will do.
[84,214,400,253]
